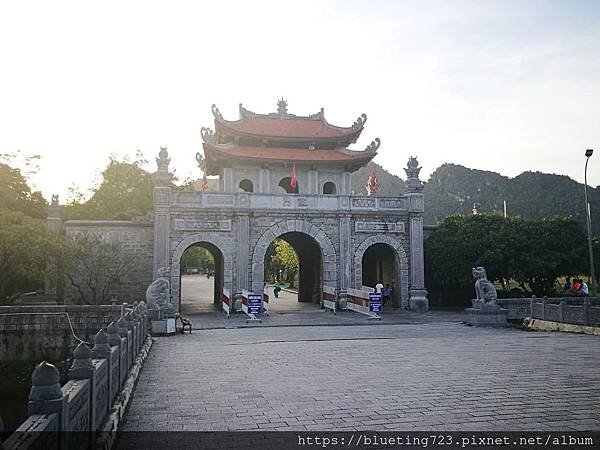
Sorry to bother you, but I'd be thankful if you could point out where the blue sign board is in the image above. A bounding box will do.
[247,293,262,315]
[369,293,382,313]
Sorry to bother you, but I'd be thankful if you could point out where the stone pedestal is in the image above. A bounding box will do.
[466,302,508,327]
[151,319,176,335]
[409,289,429,312]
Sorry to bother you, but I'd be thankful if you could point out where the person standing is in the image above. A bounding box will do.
[383,284,391,305]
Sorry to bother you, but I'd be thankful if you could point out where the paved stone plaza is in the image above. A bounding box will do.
[123,313,600,432]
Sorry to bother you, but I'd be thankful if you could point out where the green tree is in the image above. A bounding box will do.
[63,233,136,304]
[63,155,154,220]
[181,246,214,273]
[0,162,47,219]
[0,210,59,303]
[427,214,588,302]
[270,239,299,287]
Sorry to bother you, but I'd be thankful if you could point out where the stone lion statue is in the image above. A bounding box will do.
[146,267,175,319]
[472,266,498,309]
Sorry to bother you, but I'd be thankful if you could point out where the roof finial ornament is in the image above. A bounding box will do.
[405,156,424,192]
[365,138,381,153]
[277,97,288,116]
[352,113,367,129]
[211,104,223,120]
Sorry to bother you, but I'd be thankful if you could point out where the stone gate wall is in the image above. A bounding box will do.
[63,221,154,304]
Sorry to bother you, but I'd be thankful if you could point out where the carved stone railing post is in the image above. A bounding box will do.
[558,299,564,322]
[540,296,546,320]
[141,301,148,338]
[583,299,590,326]
[117,318,130,380]
[92,330,112,420]
[133,308,142,353]
[106,321,122,398]
[28,361,68,431]
[124,312,135,367]
[69,342,97,434]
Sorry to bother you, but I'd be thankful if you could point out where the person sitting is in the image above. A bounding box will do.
[580,280,589,296]
[571,278,582,296]
[562,278,572,296]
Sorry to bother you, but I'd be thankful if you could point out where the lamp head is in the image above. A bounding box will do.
[585,149,594,157]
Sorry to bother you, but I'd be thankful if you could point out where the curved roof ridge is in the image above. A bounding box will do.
[211,102,367,134]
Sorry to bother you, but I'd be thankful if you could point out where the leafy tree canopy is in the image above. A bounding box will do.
[0,210,60,303]
[427,213,588,297]
[0,153,47,219]
[63,154,154,221]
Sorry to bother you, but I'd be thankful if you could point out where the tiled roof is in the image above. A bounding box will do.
[218,117,357,139]
[204,144,375,162]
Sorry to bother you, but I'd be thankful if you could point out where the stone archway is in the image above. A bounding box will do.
[170,234,233,311]
[251,220,337,293]
[353,234,409,308]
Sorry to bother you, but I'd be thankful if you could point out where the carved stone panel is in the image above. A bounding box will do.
[378,198,407,209]
[355,222,405,233]
[174,219,232,232]
[205,194,235,206]
[352,197,376,208]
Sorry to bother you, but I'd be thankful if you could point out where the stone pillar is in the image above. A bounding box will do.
[308,167,318,194]
[339,216,351,293]
[153,147,171,278]
[236,214,250,292]
[69,342,97,433]
[45,195,62,297]
[341,171,352,195]
[28,361,68,431]
[259,166,271,193]
[222,167,234,192]
[117,318,129,381]
[92,329,113,418]
[124,312,135,366]
[107,321,123,391]
[405,157,428,312]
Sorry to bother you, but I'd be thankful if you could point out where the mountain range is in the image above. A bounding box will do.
[352,162,600,235]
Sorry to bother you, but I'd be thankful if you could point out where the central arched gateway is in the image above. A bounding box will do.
[170,234,233,312]
[251,219,337,298]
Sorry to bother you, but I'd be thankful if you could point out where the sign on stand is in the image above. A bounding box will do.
[346,287,382,320]
[242,290,262,323]
[368,292,383,320]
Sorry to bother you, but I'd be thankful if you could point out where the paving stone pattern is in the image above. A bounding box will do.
[123,318,600,432]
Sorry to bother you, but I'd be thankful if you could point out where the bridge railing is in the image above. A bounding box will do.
[2,302,150,450]
[497,297,600,326]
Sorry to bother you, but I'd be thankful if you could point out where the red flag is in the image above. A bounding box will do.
[290,164,297,189]
[366,165,379,196]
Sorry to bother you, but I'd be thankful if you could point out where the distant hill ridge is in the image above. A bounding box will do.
[351,162,599,235]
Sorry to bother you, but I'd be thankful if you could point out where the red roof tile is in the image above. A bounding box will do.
[218,117,359,139]
[204,144,375,162]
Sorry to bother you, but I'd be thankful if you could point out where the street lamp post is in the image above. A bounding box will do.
[584,149,597,295]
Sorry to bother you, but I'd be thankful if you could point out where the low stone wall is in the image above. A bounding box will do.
[0,305,128,362]
[2,302,150,450]
[498,297,600,326]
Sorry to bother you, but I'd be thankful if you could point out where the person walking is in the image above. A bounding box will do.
[273,281,281,298]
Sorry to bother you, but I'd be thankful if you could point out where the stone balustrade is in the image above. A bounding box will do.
[497,297,600,326]
[2,302,149,450]
[170,191,424,214]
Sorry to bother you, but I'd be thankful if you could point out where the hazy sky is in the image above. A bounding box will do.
[1,0,599,201]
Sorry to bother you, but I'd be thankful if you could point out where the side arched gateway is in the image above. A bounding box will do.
[251,220,337,298]
[353,234,409,308]
[170,234,233,312]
